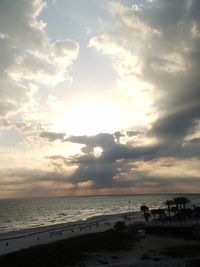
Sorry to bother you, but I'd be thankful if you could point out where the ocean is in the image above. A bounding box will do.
[0,194,200,233]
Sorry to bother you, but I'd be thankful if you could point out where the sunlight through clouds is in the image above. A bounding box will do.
[53,100,127,136]
[0,0,200,198]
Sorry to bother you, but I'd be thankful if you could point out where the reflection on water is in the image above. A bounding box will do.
[0,194,200,233]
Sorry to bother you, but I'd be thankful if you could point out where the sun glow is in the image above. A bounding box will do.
[53,101,127,135]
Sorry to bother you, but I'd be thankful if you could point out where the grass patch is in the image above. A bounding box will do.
[0,229,137,267]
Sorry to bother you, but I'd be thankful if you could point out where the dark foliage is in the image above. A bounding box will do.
[114,221,126,232]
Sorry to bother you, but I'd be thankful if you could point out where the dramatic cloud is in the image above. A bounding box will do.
[89,0,200,146]
[63,131,199,189]
[66,133,116,152]
[1,0,200,198]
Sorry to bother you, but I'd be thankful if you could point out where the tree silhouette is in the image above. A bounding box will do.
[174,197,190,210]
[156,208,166,222]
[164,199,175,218]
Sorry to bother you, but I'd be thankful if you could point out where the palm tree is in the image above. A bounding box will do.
[156,208,166,222]
[164,199,175,218]
[174,197,190,210]
[181,197,190,209]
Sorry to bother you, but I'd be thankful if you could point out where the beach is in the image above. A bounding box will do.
[0,211,140,256]
[1,194,200,266]
[1,210,200,267]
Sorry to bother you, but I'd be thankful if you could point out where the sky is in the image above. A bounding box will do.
[0,0,200,199]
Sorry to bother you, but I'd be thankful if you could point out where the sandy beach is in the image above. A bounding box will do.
[0,212,200,267]
[0,211,140,256]
[1,210,200,267]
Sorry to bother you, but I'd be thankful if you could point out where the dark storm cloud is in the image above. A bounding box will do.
[70,161,118,189]
[139,0,200,144]
[65,133,116,153]
[64,140,164,189]
[55,135,120,188]
[66,133,115,149]
[101,143,164,162]
[66,149,200,190]
[64,132,199,189]
[151,103,200,140]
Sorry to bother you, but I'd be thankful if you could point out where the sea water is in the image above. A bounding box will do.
[0,194,200,233]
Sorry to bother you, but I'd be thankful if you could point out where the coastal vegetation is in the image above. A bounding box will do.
[140,196,200,224]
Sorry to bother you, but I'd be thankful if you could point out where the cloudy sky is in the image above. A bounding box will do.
[0,0,200,199]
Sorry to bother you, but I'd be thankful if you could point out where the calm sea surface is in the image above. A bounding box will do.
[0,194,200,233]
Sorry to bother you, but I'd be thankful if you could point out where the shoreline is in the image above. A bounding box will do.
[0,211,141,256]
[1,221,200,267]
[1,210,200,266]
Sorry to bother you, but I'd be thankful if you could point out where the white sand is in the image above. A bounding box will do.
[0,211,141,256]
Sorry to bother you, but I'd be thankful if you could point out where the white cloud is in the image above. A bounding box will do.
[53,40,79,67]
[0,0,79,118]
[9,40,79,86]
[0,0,47,49]
[191,21,200,39]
